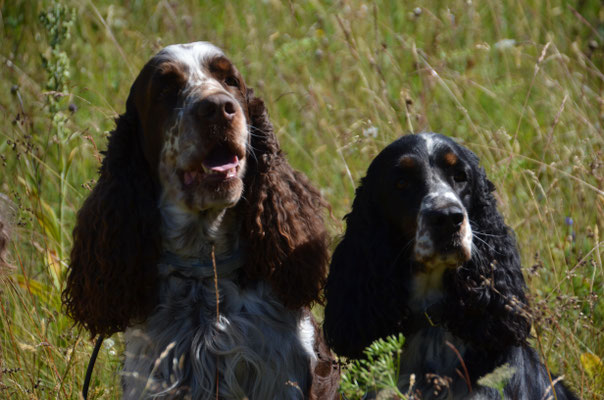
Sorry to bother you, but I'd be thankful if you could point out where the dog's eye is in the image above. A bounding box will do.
[397,180,408,189]
[453,170,467,183]
[157,85,178,102]
[225,76,240,87]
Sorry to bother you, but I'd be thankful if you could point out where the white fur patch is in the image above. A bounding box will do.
[123,278,311,399]
[160,42,224,84]
[422,133,438,154]
[298,314,317,363]
[461,217,472,254]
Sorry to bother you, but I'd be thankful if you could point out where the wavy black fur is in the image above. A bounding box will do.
[324,133,576,399]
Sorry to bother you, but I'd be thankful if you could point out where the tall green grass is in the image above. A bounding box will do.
[1,0,602,398]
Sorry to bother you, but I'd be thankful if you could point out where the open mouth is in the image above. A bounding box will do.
[180,144,244,188]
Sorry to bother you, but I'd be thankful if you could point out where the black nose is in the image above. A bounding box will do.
[195,93,237,123]
[423,206,465,233]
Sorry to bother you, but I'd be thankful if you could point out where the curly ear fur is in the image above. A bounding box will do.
[444,148,531,349]
[0,217,8,267]
[323,179,411,359]
[240,91,329,309]
[62,99,161,337]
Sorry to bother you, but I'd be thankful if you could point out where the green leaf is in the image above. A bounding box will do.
[478,363,516,398]
[15,274,61,312]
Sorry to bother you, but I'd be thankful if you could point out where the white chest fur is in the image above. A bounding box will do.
[122,275,315,400]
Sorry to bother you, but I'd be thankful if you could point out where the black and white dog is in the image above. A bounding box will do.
[324,133,577,399]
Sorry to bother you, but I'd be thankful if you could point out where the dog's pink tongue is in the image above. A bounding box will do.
[202,149,239,175]
[203,155,239,172]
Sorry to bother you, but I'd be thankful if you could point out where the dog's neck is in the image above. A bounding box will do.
[159,202,240,259]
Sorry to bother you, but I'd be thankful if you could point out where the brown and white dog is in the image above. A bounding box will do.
[63,42,339,399]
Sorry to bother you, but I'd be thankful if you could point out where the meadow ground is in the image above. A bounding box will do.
[0,0,603,398]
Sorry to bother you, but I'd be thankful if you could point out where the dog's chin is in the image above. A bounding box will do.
[187,178,244,212]
[414,244,472,270]
[413,228,473,270]
[177,153,247,212]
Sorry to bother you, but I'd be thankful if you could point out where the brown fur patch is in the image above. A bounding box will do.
[443,152,458,166]
[216,58,231,71]
[157,61,188,84]
[398,156,416,169]
[209,56,233,74]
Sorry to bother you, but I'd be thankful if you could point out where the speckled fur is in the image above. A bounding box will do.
[63,42,337,399]
[123,277,315,399]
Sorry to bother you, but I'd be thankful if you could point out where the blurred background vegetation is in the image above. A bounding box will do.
[0,0,602,398]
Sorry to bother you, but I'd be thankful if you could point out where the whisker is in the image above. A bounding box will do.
[246,144,259,164]
[248,124,272,136]
[469,239,486,260]
[391,238,415,267]
[248,130,265,138]
[472,230,506,238]
[469,222,506,238]
[471,233,502,255]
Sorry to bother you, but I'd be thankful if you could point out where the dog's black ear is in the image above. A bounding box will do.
[323,178,409,359]
[486,177,496,193]
[444,150,531,349]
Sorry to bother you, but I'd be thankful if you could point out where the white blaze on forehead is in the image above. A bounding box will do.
[159,41,224,66]
[157,42,225,86]
[417,133,461,207]
[420,132,441,155]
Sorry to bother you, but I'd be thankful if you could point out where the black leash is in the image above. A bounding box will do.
[82,334,104,399]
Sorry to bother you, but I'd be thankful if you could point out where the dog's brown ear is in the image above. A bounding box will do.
[240,90,329,309]
[0,195,12,267]
[62,98,161,337]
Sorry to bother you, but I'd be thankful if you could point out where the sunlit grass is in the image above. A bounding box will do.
[1,0,602,398]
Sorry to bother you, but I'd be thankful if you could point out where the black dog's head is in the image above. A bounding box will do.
[324,133,530,359]
[367,133,476,270]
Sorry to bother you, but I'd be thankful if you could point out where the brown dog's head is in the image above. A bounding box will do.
[63,42,329,337]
